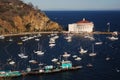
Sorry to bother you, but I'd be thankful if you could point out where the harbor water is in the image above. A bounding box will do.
[0,11,120,80]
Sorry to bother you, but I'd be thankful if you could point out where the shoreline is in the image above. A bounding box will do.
[0,31,119,37]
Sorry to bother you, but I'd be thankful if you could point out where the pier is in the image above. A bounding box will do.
[1,31,119,37]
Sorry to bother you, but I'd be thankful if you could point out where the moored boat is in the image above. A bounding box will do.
[79,46,87,54]
[24,52,82,75]
[0,71,21,78]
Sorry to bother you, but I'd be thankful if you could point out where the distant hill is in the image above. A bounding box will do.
[0,0,62,34]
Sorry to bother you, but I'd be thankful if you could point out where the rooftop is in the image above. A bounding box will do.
[77,18,90,23]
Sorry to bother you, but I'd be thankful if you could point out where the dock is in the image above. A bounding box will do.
[1,31,119,37]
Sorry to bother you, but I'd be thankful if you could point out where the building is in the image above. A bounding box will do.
[68,18,94,33]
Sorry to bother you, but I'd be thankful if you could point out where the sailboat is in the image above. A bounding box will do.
[34,42,44,56]
[79,46,87,54]
[18,46,28,59]
[89,44,96,57]
[95,38,103,45]
[7,58,16,65]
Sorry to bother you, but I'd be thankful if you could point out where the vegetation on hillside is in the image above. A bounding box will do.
[0,0,62,34]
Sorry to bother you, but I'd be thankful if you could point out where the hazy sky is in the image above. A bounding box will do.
[22,0,120,11]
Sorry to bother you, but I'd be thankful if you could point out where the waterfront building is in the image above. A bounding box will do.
[68,18,94,33]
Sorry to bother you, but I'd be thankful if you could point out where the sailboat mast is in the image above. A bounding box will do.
[92,44,94,53]
[38,42,40,50]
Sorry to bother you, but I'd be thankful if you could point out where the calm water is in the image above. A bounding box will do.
[0,11,120,80]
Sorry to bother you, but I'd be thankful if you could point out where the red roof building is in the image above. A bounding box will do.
[68,18,94,33]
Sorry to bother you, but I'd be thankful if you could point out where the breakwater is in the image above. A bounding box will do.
[1,31,119,37]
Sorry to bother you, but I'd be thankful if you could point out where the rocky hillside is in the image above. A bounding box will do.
[0,0,62,34]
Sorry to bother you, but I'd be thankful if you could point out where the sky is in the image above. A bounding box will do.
[22,0,120,11]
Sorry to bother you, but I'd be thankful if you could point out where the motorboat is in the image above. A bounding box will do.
[107,36,118,41]
[51,58,58,62]
[75,57,82,61]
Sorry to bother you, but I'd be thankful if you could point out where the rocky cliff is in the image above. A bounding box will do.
[0,0,62,34]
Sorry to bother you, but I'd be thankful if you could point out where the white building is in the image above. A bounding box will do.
[68,18,94,33]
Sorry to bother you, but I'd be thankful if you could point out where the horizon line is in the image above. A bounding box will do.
[42,10,120,11]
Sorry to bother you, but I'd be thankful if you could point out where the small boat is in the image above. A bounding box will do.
[34,51,44,56]
[95,42,103,45]
[64,34,72,42]
[29,60,38,64]
[18,46,28,59]
[9,38,13,42]
[34,43,44,55]
[9,60,15,65]
[0,71,21,78]
[35,38,40,41]
[113,31,118,36]
[0,35,5,39]
[37,33,42,37]
[49,43,56,48]
[72,55,77,58]
[17,42,23,45]
[18,53,28,59]
[63,52,71,57]
[116,68,120,73]
[51,58,58,62]
[105,57,111,61]
[75,57,82,61]
[84,35,95,41]
[49,38,55,44]
[7,58,16,65]
[87,63,93,67]
[89,44,96,57]
[107,36,118,41]
[89,53,96,57]
[79,47,87,54]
